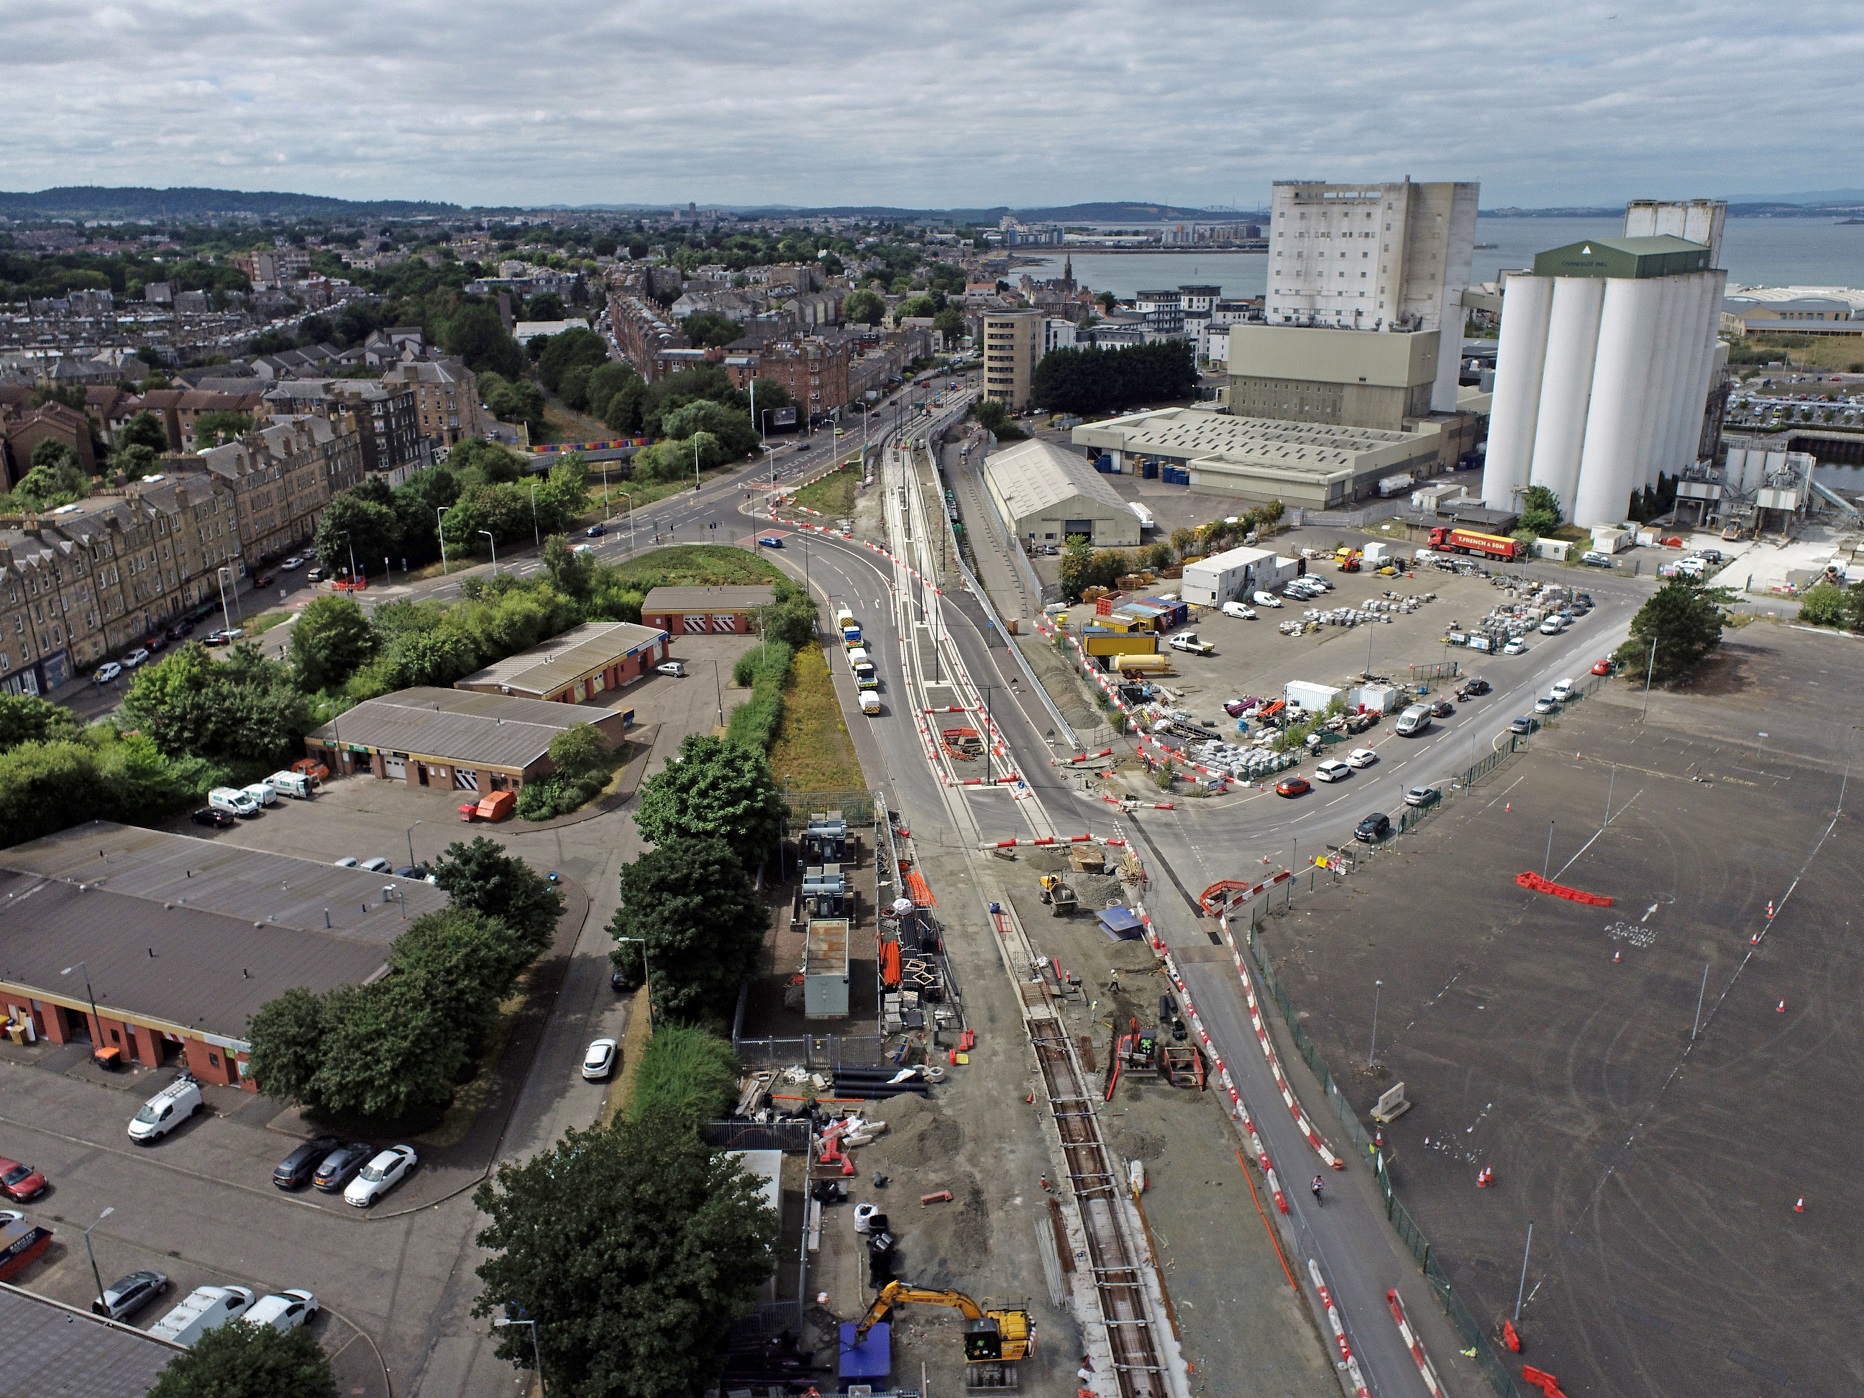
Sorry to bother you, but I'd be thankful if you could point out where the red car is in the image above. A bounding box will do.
[1591,658,1615,676]
[1275,777,1312,798]
[0,1157,47,1203]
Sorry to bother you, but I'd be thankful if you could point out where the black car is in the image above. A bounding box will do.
[273,1135,344,1190]
[92,1269,169,1321]
[585,523,606,537]
[1461,677,1491,697]
[1355,812,1392,843]
[1429,699,1455,718]
[393,864,430,881]
[190,808,236,829]
[311,1141,374,1193]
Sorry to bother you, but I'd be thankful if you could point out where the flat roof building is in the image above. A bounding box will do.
[982,438,1141,548]
[1074,406,1447,510]
[980,309,1045,412]
[0,823,451,1088]
[455,621,669,703]
[305,686,628,793]
[0,1282,185,1397]
[1227,324,1439,432]
[639,585,777,636]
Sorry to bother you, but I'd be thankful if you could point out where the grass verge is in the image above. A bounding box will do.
[246,610,293,635]
[792,460,858,518]
[768,645,864,791]
[604,544,786,589]
[603,986,655,1127]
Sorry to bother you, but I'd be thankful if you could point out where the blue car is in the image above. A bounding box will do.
[756,535,783,548]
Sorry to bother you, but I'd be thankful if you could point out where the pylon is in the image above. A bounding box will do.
[1777,999,1786,1013]
[1794,1197,1804,1213]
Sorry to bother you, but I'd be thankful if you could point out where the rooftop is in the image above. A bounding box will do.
[457,621,666,696]
[640,584,778,612]
[982,438,1129,518]
[307,686,609,771]
[0,1281,184,1398]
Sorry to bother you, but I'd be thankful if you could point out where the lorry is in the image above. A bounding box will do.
[1428,526,1522,562]
[1112,653,1175,676]
[458,790,516,823]
[1167,632,1215,656]
[1128,501,1156,531]
[149,1284,257,1348]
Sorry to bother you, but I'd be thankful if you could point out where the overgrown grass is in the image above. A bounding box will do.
[726,640,794,751]
[246,610,293,635]
[792,460,858,518]
[768,645,864,791]
[603,986,655,1128]
[604,544,787,591]
[624,1023,739,1124]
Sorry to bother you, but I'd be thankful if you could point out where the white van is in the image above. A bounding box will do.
[1549,677,1576,702]
[241,782,277,808]
[1220,601,1257,620]
[129,1076,204,1143]
[860,691,881,716]
[208,787,258,818]
[149,1285,255,1348]
[265,770,315,800]
[1393,704,1433,737]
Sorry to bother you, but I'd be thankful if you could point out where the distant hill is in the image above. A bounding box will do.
[0,186,463,222]
[1484,197,1864,220]
[726,201,1266,224]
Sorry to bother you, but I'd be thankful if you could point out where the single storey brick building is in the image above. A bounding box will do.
[640,584,776,635]
[455,620,669,703]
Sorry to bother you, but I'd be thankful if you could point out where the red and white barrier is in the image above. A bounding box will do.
[1309,1260,1370,1398]
[1386,1288,1444,1395]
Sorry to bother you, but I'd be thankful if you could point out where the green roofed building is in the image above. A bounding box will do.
[1531,235,1712,280]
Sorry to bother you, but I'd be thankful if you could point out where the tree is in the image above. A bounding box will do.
[120,644,309,766]
[534,327,610,393]
[433,836,564,959]
[442,300,523,377]
[1518,485,1563,537]
[842,289,885,326]
[118,409,169,453]
[313,491,401,578]
[1614,579,1729,685]
[972,398,1023,440]
[191,410,252,449]
[584,361,639,424]
[10,447,88,508]
[309,976,464,1121]
[149,1319,337,1398]
[1030,341,1197,414]
[244,987,327,1105]
[932,304,966,342]
[1798,583,1847,628]
[682,311,741,349]
[473,1112,777,1398]
[290,595,376,692]
[659,399,757,459]
[541,533,595,600]
[479,373,546,436]
[548,723,608,780]
[634,734,785,868]
[607,839,768,1021]
[0,693,82,753]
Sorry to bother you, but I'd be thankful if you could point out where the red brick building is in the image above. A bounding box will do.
[640,584,777,635]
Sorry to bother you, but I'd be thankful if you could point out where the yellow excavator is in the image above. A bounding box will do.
[852,1281,1034,1374]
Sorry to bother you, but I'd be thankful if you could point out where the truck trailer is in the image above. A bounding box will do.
[1428,526,1521,562]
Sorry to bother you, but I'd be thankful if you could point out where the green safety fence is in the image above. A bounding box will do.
[1247,931,1529,1398]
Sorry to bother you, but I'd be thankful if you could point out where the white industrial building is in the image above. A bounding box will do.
[1267,179,1480,411]
[1481,229,1727,528]
[982,438,1141,548]
[1180,545,1298,605]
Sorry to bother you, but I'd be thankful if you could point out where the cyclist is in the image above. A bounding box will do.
[1311,1175,1324,1204]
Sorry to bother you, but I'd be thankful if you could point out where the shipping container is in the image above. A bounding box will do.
[1082,628,1161,657]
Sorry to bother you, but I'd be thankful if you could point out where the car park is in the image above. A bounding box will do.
[123,647,151,668]
[0,1157,46,1202]
[1344,747,1378,768]
[246,1289,319,1333]
[1354,812,1392,843]
[1314,758,1351,783]
[94,662,123,684]
[189,807,237,829]
[92,1269,170,1321]
[581,1038,618,1080]
[656,660,686,677]
[1403,784,1441,809]
[128,1077,204,1143]
[312,1142,374,1192]
[344,1145,418,1207]
[1275,776,1311,798]
[273,1136,343,1190]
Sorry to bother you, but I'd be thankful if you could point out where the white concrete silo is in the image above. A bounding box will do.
[1526,276,1606,510]
[1572,275,1664,526]
[1634,275,1688,489]
[1480,272,1554,509]
[1669,271,1727,473]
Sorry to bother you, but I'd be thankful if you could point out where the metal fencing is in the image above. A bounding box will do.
[699,1120,813,1153]
[731,1033,890,1071]
[1244,931,1528,1398]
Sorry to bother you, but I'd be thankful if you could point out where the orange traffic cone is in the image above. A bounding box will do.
[1612,951,1620,963]
[1777,1000,1786,1013]
[1794,1197,1805,1213]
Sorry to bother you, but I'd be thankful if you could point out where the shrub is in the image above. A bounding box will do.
[626,1024,740,1123]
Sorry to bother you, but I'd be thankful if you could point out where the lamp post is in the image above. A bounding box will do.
[615,490,634,551]
[694,436,702,493]
[493,1317,545,1395]
[61,959,101,1046]
[436,505,450,575]
[83,1207,115,1312]
[339,533,359,592]
[1543,819,1556,880]
[528,479,540,550]
[618,936,652,1029]
[479,530,498,574]
[709,658,725,729]
[1640,634,1658,720]
[214,567,236,636]
[405,820,421,871]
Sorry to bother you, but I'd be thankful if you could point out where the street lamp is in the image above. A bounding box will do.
[708,658,725,728]
[493,1317,545,1395]
[617,936,652,1029]
[479,530,498,574]
[214,567,237,636]
[693,436,702,493]
[83,1207,116,1312]
[615,489,634,551]
[436,504,451,575]
[528,479,541,550]
[1369,979,1383,1068]
[61,960,101,1046]
[405,820,421,871]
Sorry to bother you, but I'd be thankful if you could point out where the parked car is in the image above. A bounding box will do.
[128,1076,204,1143]
[202,628,244,646]
[1313,759,1351,783]
[165,621,193,641]
[1591,658,1615,676]
[0,1157,46,1202]
[1501,638,1528,656]
[1354,812,1392,843]
[93,662,123,685]
[333,856,360,868]
[656,661,686,677]
[393,864,432,882]
[149,1285,255,1349]
[1538,617,1566,636]
[360,857,392,873]
[93,1269,170,1321]
[189,807,236,829]
[1429,698,1455,718]
[1344,747,1378,768]
[1534,697,1559,715]
[1220,601,1257,620]
[1403,785,1442,809]
[1252,591,1283,608]
[280,556,305,570]
[1274,776,1311,798]
[144,633,168,653]
[581,1038,618,1080]
[273,1136,343,1190]
[1550,677,1577,702]
[1509,715,1538,735]
[123,647,151,668]
[305,567,325,582]
[251,572,275,589]
[241,782,277,809]
[246,1289,319,1333]
[208,787,258,818]
[312,1142,375,1193]
[344,1146,418,1207]
[1582,550,1613,567]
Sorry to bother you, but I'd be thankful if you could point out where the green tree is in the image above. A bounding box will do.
[1030,340,1197,414]
[1614,580,1729,685]
[118,409,170,453]
[660,399,756,459]
[1518,485,1563,537]
[1058,536,1093,601]
[472,1112,777,1398]
[842,289,885,326]
[244,987,327,1105]
[1798,583,1847,628]
[191,410,252,449]
[120,644,309,767]
[442,300,523,377]
[972,398,1023,439]
[10,446,88,508]
[290,595,376,692]
[932,304,966,342]
[313,491,401,578]
[607,839,768,1021]
[541,534,595,600]
[433,836,564,959]
[548,723,608,780]
[149,1319,337,1398]
[634,734,785,868]
[309,976,464,1120]
[108,441,163,480]
[681,311,741,349]
[0,694,83,753]
[478,373,546,436]
[584,360,639,424]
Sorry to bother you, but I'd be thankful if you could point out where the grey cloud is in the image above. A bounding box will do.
[1,0,1859,206]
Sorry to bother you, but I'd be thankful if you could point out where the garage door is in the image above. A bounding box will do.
[1063,518,1094,538]
[453,769,478,791]
[384,755,405,779]
[682,614,708,633]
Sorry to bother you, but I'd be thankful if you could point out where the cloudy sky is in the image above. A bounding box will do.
[5,0,1861,209]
